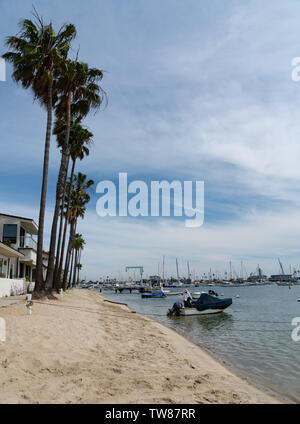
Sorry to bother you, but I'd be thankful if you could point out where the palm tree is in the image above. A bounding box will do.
[62,173,93,290]
[76,263,83,286]
[70,233,85,287]
[3,14,76,294]
[53,119,93,290]
[45,60,106,289]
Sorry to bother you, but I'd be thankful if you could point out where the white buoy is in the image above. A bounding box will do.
[26,294,33,315]
[236,294,240,298]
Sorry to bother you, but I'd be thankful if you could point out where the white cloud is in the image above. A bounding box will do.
[2,0,300,281]
[78,206,300,280]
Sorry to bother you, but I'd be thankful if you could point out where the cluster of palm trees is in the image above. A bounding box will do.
[3,11,106,295]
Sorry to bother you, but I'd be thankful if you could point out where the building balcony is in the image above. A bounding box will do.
[19,235,37,250]
[18,248,36,266]
[18,236,37,266]
[1,235,37,251]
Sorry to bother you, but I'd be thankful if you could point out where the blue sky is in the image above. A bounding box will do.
[1,0,300,279]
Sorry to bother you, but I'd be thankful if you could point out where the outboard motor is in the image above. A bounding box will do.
[167,301,183,316]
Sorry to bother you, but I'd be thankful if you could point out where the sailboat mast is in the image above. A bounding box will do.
[176,258,179,280]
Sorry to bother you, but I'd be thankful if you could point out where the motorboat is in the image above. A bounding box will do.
[166,281,184,288]
[141,284,166,297]
[165,291,182,296]
[192,291,205,299]
[141,291,167,298]
[167,292,232,316]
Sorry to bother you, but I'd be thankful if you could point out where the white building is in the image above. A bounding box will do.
[0,240,25,278]
[0,240,27,297]
[0,213,38,283]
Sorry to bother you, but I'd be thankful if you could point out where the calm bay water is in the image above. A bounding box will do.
[99,285,300,403]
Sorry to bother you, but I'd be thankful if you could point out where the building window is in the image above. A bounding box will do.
[0,259,7,278]
[19,262,24,278]
[25,265,30,279]
[3,224,17,244]
[20,227,25,248]
[0,258,3,277]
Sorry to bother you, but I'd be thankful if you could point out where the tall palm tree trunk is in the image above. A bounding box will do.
[63,220,76,290]
[77,250,82,285]
[45,92,72,289]
[35,83,53,294]
[69,248,75,288]
[45,149,70,289]
[54,158,76,290]
[52,200,64,289]
[72,250,78,286]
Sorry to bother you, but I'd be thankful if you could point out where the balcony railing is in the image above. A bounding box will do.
[1,235,37,250]
[19,235,37,250]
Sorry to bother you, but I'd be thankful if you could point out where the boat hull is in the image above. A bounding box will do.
[167,293,232,317]
[180,308,223,316]
[141,292,166,298]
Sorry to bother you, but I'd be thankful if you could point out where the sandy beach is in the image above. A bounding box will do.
[0,289,279,404]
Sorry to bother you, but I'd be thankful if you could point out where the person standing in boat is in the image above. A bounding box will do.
[183,288,192,307]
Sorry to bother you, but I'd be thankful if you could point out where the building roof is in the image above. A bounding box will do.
[0,241,25,258]
[0,213,38,235]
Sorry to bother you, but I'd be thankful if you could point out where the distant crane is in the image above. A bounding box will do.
[278,258,291,288]
[125,266,144,284]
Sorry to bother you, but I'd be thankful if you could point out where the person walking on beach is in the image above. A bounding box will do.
[183,288,192,308]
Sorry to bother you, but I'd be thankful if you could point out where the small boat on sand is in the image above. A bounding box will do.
[167,293,232,316]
